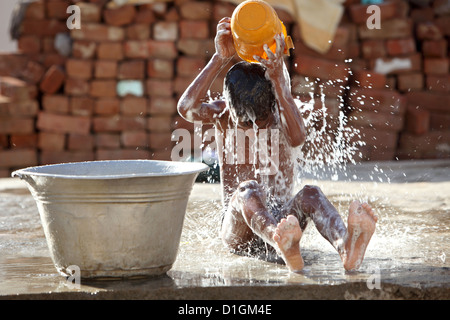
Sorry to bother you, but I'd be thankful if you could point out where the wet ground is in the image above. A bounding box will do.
[0,160,448,299]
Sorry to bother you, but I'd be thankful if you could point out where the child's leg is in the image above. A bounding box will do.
[221,180,304,271]
[282,185,377,271]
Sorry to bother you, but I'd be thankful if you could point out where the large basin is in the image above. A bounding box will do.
[12,160,208,279]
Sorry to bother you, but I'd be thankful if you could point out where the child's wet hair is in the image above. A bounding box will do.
[224,61,275,123]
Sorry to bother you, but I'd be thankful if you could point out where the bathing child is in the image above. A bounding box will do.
[177,17,378,272]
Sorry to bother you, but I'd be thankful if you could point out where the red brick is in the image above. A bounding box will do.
[0,149,37,168]
[351,70,386,89]
[179,20,209,39]
[46,0,70,19]
[177,39,215,58]
[174,76,193,95]
[422,39,448,58]
[135,8,155,24]
[177,57,206,77]
[37,112,91,135]
[21,20,67,37]
[385,38,416,56]
[7,100,39,117]
[147,59,174,79]
[95,98,120,115]
[42,94,69,114]
[361,40,386,59]
[93,116,146,132]
[148,96,177,115]
[120,97,147,115]
[77,2,102,22]
[398,131,450,159]
[97,42,124,60]
[410,8,434,23]
[123,40,149,59]
[430,112,450,131]
[416,22,443,40]
[18,35,41,54]
[90,80,117,98]
[41,53,66,68]
[118,60,145,79]
[347,87,406,115]
[38,132,65,151]
[358,19,412,39]
[293,54,349,81]
[348,110,404,131]
[70,96,94,116]
[20,60,45,84]
[40,151,94,165]
[103,5,136,26]
[435,15,450,37]
[66,59,93,80]
[95,133,121,148]
[95,60,118,79]
[150,148,172,161]
[426,75,450,92]
[349,2,399,24]
[71,24,125,41]
[10,134,37,149]
[180,1,213,20]
[153,22,178,41]
[121,131,148,147]
[40,65,65,94]
[0,118,34,134]
[96,148,150,161]
[352,128,399,151]
[146,79,174,97]
[24,1,45,20]
[424,58,449,75]
[126,24,151,40]
[0,77,37,101]
[405,106,430,135]
[397,72,424,92]
[147,40,178,59]
[406,91,450,113]
[64,78,90,96]
[147,115,173,133]
[148,132,172,149]
[68,134,94,151]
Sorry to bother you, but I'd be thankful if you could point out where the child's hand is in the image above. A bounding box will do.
[215,17,236,62]
[253,33,286,80]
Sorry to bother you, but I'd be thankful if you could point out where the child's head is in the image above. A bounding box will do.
[224,62,275,125]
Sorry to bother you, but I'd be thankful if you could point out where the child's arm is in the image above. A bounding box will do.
[254,35,306,147]
[177,17,235,124]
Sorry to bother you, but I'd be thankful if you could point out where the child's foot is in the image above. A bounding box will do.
[273,215,304,272]
[343,201,378,271]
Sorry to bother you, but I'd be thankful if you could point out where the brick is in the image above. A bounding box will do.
[180,1,213,20]
[352,128,399,151]
[153,22,178,41]
[406,91,450,113]
[120,97,147,115]
[90,80,117,98]
[147,115,173,133]
[8,100,39,117]
[177,57,206,77]
[93,116,146,132]
[97,42,124,60]
[118,60,145,79]
[64,78,90,96]
[20,60,45,84]
[148,132,172,149]
[150,148,172,161]
[42,94,69,114]
[21,20,67,37]
[18,35,41,54]
[293,54,349,81]
[10,134,37,149]
[430,112,450,131]
[177,39,215,58]
[358,19,412,39]
[147,59,174,79]
[405,106,430,135]
[95,98,120,115]
[40,65,65,94]
[147,40,178,59]
[126,24,151,40]
[72,41,97,59]
[361,40,386,59]
[398,131,450,159]
[37,112,91,135]
[68,134,94,151]
[95,133,121,148]
[410,8,434,23]
[95,60,118,79]
[40,151,95,165]
[66,59,93,80]
[77,2,102,22]
[348,110,404,131]
[422,39,448,58]
[103,5,136,26]
[123,40,149,58]
[397,72,423,92]
[42,53,66,68]
[179,20,209,39]
[38,132,65,151]
[70,96,94,116]
[349,2,399,24]
[351,70,386,89]
[0,118,34,134]
[347,87,406,115]
[416,22,443,40]
[46,0,70,19]
[148,96,177,115]
[0,77,37,101]
[121,131,148,147]
[0,149,37,168]
[146,79,174,97]
[71,24,125,41]
[424,58,449,75]
[96,148,150,161]
[385,38,416,56]
[135,8,155,24]
[435,15,450,37]
[174,77,193,95]
[426,75,450,92]
[24,1,45,20]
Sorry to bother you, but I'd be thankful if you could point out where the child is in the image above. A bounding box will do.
[177,17,378,272]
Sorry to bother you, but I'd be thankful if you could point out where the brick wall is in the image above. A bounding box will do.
[0,0,449,177]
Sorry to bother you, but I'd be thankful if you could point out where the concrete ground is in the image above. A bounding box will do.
[0,160,448,300]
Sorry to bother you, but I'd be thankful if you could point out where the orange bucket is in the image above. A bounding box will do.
[230,0,294,63]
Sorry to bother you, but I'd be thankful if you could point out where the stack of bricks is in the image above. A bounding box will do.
[0,0,449,177]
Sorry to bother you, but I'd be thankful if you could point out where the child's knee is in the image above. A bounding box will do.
[237,180,264,200]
